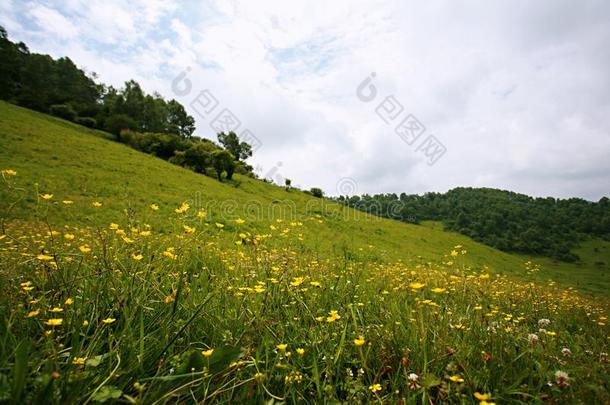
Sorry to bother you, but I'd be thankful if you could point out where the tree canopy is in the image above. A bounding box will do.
[0,27,195,139]
[337,188,610,262]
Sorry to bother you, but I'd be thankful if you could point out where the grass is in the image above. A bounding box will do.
[0,101,609,403]
[1,101,609,296]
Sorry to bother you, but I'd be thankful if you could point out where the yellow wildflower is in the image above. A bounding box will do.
[202,349,214,357]
[409,282,426,290]
[62,200,73,205]
[296,348,305,355]
[132,253,143,261]
[41,194,53,200]
[175,202,190,214]
[79,245,91,253]
[448,375,464,383]
[92,201,102,207]
[72,357,86,365]
[65,298,74,305]
[27,309,40,318]
[45,318,63,326]
[163,250,177,260]
[215,223,224,229]
[354,335,366,346]
[150,203,159,211]
[1,169,17,176]
[369,383,382,393]
[37,254,54,261]
[102,318,116,324]
[474,392,490,401]
[276,343,288,351]
[326,310,341,323]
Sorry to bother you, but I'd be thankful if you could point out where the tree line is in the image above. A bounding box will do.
[336,188,610,262]
[0,26,254,181]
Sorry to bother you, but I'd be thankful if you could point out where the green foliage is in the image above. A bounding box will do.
[182,142,216,173]
[1,100,610,300]
[310,187,324,198]
[167,99,196,138]
[104,114,137,137]
[339,188,610,262]
[217,131,253,161]
[210,149,236,181]
[49,104,77,121]
[119,130,190,160]
[0,27,195,139]
[74,116,97,128]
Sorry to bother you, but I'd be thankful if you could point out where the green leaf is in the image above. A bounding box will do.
[422,373,441,389]
[11,339,30,404]
[85,354,107,368]
[91,385,122,403]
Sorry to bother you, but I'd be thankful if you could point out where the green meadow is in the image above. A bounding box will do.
[1,101,609,403]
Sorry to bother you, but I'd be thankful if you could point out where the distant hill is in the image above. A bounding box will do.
[1,101,610,296]
[337,188,610,262]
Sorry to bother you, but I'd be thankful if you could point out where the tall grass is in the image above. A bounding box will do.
[0,171,608,403]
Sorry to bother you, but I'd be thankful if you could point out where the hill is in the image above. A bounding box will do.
[1,101,609,296]
[0,101,609,403]
[338,188,610,262]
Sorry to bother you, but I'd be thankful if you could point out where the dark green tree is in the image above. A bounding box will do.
[210,150,236,181]
[167,99,195,138]
[217,131,253,161]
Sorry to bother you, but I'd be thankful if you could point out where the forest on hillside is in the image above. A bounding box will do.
[0,27,256,181]
[337,188,610,261]
[3,25,610,262]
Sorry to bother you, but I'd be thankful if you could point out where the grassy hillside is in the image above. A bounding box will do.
[0,101,608,296]
[1,101,609,403]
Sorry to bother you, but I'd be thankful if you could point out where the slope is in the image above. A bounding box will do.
[0,101,608,296]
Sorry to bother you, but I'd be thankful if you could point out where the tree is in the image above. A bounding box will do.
[0,28,198,142]
[210,150,235,181]
[167,99,195,138]
[310,188,324,198]
[122,80,146,128]
[217,131,253,161]
[142,94,168,133]
[104,114,137,138]
[49,104,77,121]
[183,142,215,173]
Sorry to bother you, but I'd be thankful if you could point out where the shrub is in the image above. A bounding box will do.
[211,150,236,181]
[183,142,216,173]
[119,130,191,160]
[104,114,137,137]
[74,116,97,128]
[310,187,324,198]
[49,104,77,121]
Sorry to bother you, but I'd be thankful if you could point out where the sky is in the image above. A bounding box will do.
[2,0,610,200]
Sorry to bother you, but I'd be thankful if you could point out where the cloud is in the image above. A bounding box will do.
[28,4,78,39]
[3,0,610,200]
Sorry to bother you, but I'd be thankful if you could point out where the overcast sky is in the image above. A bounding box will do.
[2,0,609,200]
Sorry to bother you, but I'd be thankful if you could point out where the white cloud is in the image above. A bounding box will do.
[28,4,78,39]
[4,0,610,200]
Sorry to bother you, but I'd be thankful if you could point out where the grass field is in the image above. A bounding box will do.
[1,101,609,403]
